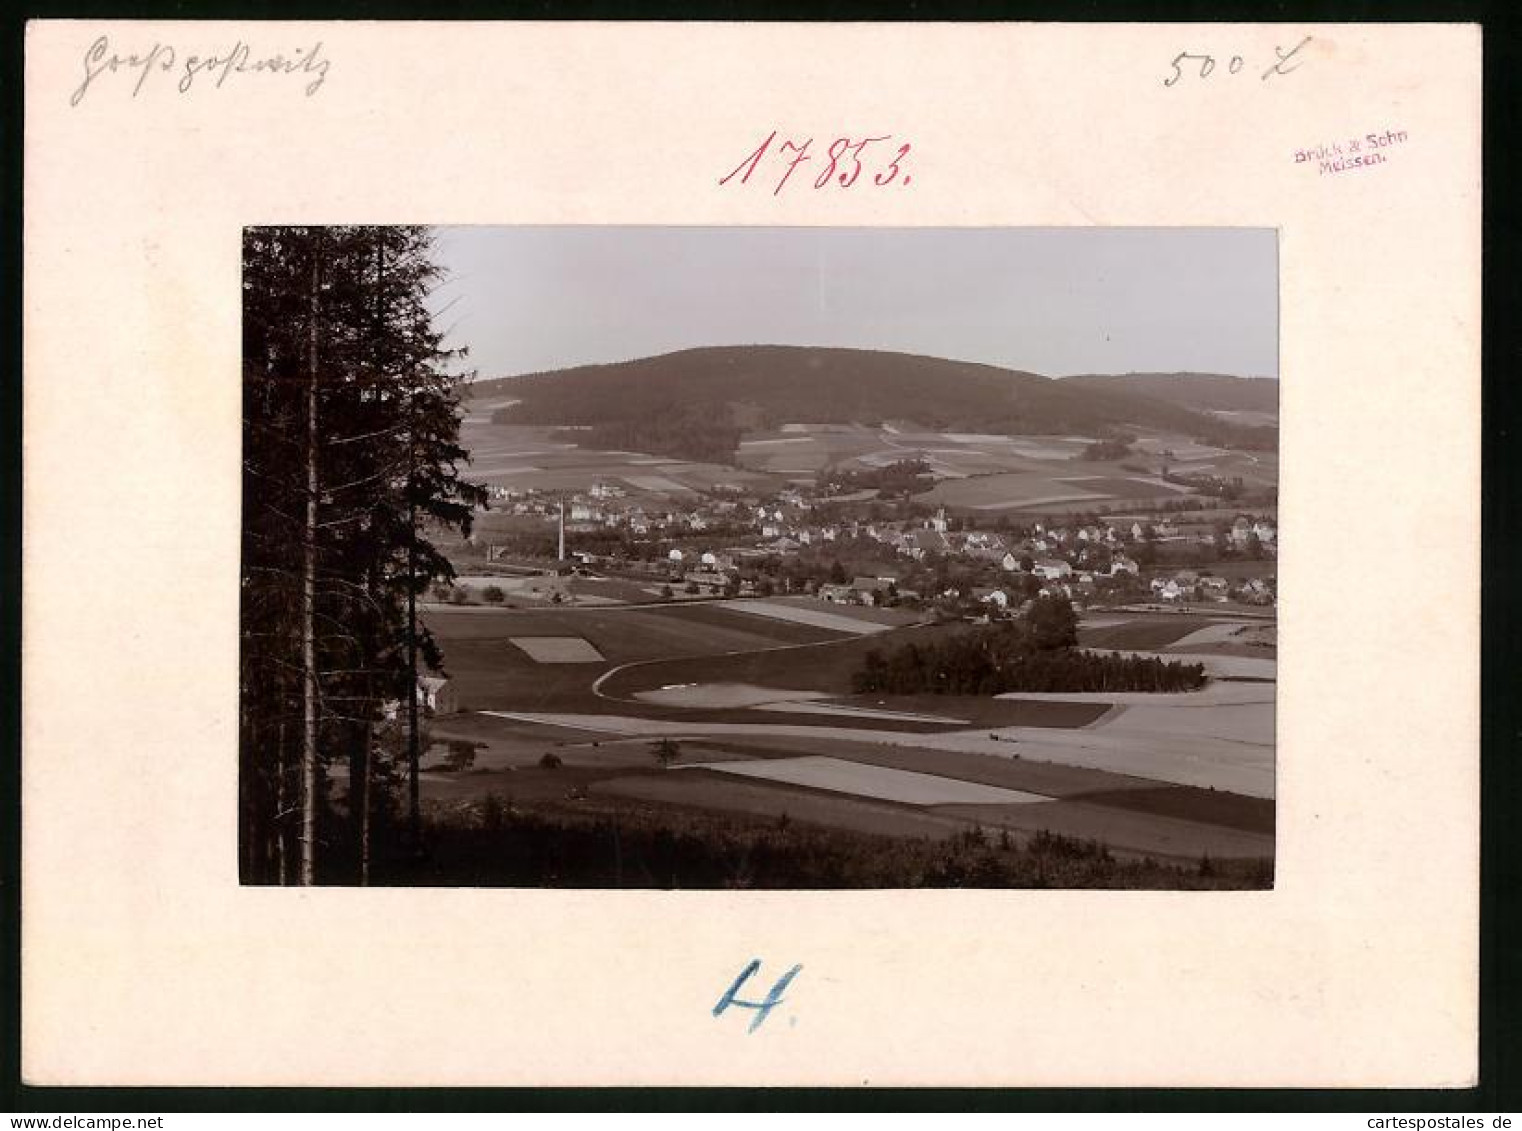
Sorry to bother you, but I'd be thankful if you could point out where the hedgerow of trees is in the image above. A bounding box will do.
[817,458,934,498]
[549,404,742,466]
[851,596,1205,695]
[1081,437,1134,461]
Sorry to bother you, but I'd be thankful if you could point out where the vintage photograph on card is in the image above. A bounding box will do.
[239,225,1277,890]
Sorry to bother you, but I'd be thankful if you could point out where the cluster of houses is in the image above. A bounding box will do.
[1146,570,1274,604]
[958,563,1275,616]
[486,482,759,536]
[654,538,1272,614]
[487,482,1276,559]
[798,558,1273,613]
[818,576,905,605]
[756,508,1275,580]
[482,482,1277,610]
[382,674,459,722]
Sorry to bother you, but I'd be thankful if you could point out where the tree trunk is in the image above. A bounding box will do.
[299,240,322,886]
[239,707,256,883]
[354,722,372,886]
[407,485,420,850]
[275,718,289,885]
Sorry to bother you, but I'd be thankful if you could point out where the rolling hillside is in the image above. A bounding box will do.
[473,346,1275,464]
[1058,372,1279,414]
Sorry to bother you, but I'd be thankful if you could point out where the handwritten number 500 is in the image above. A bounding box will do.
[1163,38,1312,86]
[1164,51,1244,85]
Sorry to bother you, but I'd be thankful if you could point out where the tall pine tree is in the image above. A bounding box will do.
[240,226,486,885]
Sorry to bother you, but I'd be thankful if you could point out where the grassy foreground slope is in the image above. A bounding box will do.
[371,799,1272,889]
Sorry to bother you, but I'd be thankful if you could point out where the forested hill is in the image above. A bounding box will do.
[1057,372,1279,414]
[475,346,1274,464]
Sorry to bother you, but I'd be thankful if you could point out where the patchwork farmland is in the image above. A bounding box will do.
[413,597,1275,868]
[458,411,1278,517]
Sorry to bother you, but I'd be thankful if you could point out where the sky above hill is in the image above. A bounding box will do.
[428,226,1278,380]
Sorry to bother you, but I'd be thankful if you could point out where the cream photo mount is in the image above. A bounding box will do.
[22,20,1479,1088]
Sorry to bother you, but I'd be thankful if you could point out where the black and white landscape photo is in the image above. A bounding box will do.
[240,226,1278,889]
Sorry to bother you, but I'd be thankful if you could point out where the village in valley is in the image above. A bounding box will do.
[403,382,1280,887]
[430,383,1278,627]
[456,475,1277,616]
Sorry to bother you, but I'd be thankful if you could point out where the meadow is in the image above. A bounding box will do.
[411,594,1276,870]
[1077,615,1213,650]
[423,601,850,714]
[461,419,783,499]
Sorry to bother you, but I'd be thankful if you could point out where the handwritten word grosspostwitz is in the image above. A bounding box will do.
[720,132,913,196]
[69,35,331,106]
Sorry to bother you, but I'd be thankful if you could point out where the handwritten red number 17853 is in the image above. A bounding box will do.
[720,132,913,195]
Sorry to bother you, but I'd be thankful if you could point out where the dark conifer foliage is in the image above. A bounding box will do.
[240,226,487,885]
[852,596,1206,696]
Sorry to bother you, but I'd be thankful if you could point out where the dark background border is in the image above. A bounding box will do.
[2,0,1515,1112]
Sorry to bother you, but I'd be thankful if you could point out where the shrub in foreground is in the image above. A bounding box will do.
[374,801,1272,891]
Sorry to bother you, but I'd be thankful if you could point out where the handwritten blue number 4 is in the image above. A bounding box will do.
[713,959,803,1033]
